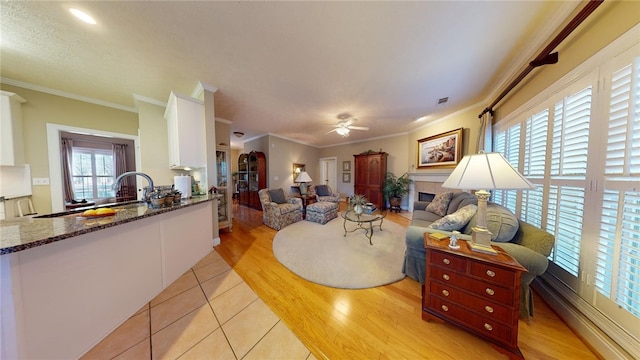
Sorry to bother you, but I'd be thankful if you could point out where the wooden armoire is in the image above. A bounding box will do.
[353,151,388,209]
[237,151,266,210]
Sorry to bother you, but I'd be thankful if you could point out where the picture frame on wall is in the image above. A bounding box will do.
[417,127,463,168]
[342,161,351,171]
[343,172,351,183]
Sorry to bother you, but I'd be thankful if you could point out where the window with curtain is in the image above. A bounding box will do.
[492,31,639,353]
[71,147,115,200]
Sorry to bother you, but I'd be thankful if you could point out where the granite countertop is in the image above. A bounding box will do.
[0,196,214,255]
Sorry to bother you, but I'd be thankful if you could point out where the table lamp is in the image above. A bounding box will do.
[441,151,535,254]
[295,171,313,195]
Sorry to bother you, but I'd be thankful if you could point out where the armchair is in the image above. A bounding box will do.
[311,185,340,203]
[258,188,303,230]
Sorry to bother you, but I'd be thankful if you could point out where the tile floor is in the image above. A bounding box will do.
[82,250,316,360]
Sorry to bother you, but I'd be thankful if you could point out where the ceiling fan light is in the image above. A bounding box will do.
[336,127,350,136]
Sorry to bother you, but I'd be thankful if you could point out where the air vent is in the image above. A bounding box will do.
[437,97,449,104]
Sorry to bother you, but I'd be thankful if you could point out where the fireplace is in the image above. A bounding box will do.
[407,171,452,212]
[418,192,435,202]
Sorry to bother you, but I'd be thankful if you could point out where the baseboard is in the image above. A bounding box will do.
[534,275,637,360]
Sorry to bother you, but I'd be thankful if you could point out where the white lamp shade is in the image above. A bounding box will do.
[295,171,312,183]
[442,152,535,190]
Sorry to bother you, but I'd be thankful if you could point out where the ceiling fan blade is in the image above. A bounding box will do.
[324,128,338,135]
[349,126,369,131]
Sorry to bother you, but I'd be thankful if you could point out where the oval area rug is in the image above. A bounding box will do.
[272,215,406,289]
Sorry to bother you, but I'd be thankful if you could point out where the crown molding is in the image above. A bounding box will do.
[0,77,138,113]
[133,93,166,108]
[192,81,219,99]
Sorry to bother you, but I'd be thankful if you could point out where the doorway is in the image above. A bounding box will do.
[318,157,337,193]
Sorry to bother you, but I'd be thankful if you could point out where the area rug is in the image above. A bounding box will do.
[272,215,406,289]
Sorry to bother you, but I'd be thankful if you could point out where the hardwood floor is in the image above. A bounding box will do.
[217,203,600,360]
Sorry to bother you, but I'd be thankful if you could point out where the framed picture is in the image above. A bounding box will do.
[343,172,351,183]
[417,128,463,168]
[342,161,351,171]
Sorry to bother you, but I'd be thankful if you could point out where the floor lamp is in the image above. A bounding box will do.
[441,151,535,254]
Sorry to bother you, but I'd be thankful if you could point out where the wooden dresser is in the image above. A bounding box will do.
[422,234,527,359]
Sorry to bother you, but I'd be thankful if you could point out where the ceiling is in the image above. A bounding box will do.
[0,1,580,148]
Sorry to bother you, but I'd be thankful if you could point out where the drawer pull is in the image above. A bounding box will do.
[485,288,495,296]
[484,306,494,313]
[484,323,493,331]
[441,305,449,312]
[442,274,450,281]
[486,270,496,277]
[441,289,450,297]
[442,258,451,265]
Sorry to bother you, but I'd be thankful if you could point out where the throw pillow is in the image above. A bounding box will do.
[268,189,287,204]
[315,185,331,196]
[427,191,454,216]
[429,204,478,231]
[464,203,519,242]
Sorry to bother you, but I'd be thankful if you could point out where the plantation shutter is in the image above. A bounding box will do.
[596,51,640,317]
[546,85,592,277]
[493,124,520,212]
[521,109,549,227]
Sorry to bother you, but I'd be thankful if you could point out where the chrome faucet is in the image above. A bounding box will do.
[112,171,154,202]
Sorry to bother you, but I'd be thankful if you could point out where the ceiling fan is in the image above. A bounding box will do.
[325,113,369,137]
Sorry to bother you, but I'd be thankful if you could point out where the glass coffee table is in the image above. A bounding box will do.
[342,209,387,245]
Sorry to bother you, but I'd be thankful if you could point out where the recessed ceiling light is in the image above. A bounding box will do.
[415,116,429,122]
[70,8,97,25]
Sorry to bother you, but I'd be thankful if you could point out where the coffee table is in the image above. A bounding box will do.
[342,209,387,245]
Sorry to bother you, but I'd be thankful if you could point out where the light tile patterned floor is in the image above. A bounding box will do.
[81,250,316,360]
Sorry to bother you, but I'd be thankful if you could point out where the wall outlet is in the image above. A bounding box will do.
[32,178,50,186]
[273,176,279,181]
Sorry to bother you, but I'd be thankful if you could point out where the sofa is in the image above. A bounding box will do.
[403,191,555,320]
[258,188,303,230]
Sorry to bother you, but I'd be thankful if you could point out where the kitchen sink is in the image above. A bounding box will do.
[34,200,148,218]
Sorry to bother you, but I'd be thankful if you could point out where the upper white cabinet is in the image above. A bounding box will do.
[0,91,27,166]
[164,92,205,169]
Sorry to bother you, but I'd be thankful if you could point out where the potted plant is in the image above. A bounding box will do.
[383,172,412,211]
[350,194,368,215]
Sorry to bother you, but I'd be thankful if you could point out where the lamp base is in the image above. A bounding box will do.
[299,182,308,195]
[470,227,498,255]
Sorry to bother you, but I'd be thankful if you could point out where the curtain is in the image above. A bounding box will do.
[113,144,131,190]
[61,138,75,202]
[476,111,493,153]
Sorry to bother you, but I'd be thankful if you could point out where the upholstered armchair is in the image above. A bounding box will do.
[258,188,303,230]
[311,185,340,203]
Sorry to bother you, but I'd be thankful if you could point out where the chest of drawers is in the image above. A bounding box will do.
[422,235,527,359]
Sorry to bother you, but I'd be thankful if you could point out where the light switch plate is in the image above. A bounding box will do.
[33,178,50,185]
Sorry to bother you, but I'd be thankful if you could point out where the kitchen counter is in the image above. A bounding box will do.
[0,195,213,255]
[1,195,215,359]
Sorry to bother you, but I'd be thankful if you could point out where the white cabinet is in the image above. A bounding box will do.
[0,91,27,166]
[164,92,205,169]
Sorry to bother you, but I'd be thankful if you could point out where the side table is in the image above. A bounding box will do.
[422,234,527,359]
[298,195,316,218]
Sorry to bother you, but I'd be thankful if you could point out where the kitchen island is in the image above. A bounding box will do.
[0,196,215,359]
